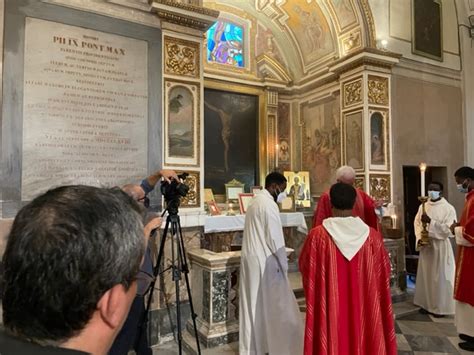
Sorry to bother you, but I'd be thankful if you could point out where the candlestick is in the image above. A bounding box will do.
[275,144,279,168]
[418,196,431,247]
[391,215,397,229]
[419,163,427,197]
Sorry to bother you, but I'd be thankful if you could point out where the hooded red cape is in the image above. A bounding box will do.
[299,225,397,355]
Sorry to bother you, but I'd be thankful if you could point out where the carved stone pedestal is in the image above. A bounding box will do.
[184,249,241,351]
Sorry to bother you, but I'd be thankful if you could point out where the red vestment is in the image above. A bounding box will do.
[455,190,474,305]
[299,226,397,355]
[312,188,378,229]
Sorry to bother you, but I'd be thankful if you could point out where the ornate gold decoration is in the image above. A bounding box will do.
[343,79,363,108]
[368,76,389,106]
[359,0,377,48]
[369,174,391,202]
[177,170,200,207]
[164,36,200,77]
[342,31,362,55]
[355,175,365,191]
[149,0,219,31]
[150,0,219,17]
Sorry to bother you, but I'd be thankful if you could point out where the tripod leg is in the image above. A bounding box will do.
[170,220,183,355]
[177,221,202,355]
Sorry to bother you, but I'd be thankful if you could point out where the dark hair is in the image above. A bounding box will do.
[329,182,357,210]
[454,166,474,179]
[2,185,145,343]
[429,181,444,191]
[265,172,287,188]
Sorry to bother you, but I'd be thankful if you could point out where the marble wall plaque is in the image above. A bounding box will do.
[22,18,148,200]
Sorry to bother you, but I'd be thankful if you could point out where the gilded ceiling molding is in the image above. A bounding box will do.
[330,48,402,76]
[149,0,219,31]
[358,0,377,48]
[256,54,292,85]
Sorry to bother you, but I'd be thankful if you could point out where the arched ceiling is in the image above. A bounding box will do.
[203,0,374,83]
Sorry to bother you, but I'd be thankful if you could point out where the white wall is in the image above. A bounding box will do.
[369,0,461,70]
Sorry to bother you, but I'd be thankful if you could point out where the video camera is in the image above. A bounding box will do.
[160,172,189,215]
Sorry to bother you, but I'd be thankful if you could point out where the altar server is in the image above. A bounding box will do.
[239,172,303,355]
[414,181,456,317]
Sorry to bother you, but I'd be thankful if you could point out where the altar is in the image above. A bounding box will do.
[183,212,406,351]
[200,212,307,271]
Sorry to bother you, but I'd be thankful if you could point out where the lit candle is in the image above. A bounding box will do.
[275,144,279,168]
[419,163,427,197]
[391,214,397,229]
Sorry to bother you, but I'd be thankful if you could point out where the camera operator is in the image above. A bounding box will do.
[110,169,178,355]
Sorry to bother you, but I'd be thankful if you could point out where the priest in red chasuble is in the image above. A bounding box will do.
[312,165,379,229]
[300,182,397,355]
[452,166,474,352]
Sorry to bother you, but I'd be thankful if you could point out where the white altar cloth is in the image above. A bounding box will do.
[204,212,308,234]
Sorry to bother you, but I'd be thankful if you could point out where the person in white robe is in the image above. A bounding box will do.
[239,172,303,355]
[414,181,456,317]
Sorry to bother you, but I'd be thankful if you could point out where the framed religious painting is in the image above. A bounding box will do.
[238,193,254,214]
[301,95,341,197]
[204,188,215,203]
[206,200,221,216]
[164,80,200,167]
[369,109,389,171]
[283,171,311,208]
[412,0,443,61]
[204,86,261,197]
[343,110,364,171]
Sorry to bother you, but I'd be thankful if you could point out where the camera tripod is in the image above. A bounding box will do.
[143,210,202,355]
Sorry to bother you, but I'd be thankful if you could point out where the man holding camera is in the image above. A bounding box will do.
[110,169,178,355]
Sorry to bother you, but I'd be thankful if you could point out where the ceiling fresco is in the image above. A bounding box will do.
[203,0,366,83]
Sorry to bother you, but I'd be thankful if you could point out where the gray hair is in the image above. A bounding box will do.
[336,165,356,181]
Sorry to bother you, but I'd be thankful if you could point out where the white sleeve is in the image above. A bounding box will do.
[428,206,457,240]
[455,226,474,247]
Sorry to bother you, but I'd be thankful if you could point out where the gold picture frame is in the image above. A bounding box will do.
[225,179,245,202]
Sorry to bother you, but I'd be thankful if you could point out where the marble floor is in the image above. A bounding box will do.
[150,274,471,355]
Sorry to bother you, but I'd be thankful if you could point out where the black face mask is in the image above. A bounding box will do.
[272,186,281,202]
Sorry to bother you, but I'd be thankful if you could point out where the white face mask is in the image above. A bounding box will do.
[428,190,441,200]
[277,191,287,203]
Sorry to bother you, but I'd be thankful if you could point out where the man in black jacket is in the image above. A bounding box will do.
[1,185,146,354]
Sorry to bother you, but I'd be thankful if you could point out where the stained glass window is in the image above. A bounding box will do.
[206,21,244,68]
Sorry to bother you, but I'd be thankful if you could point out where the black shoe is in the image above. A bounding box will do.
[460,334,474,342]
[419,308,429,314]
[459,342,474,352]
[432,314,445,318]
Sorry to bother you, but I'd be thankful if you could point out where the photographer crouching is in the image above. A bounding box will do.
[110,169,179,355]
